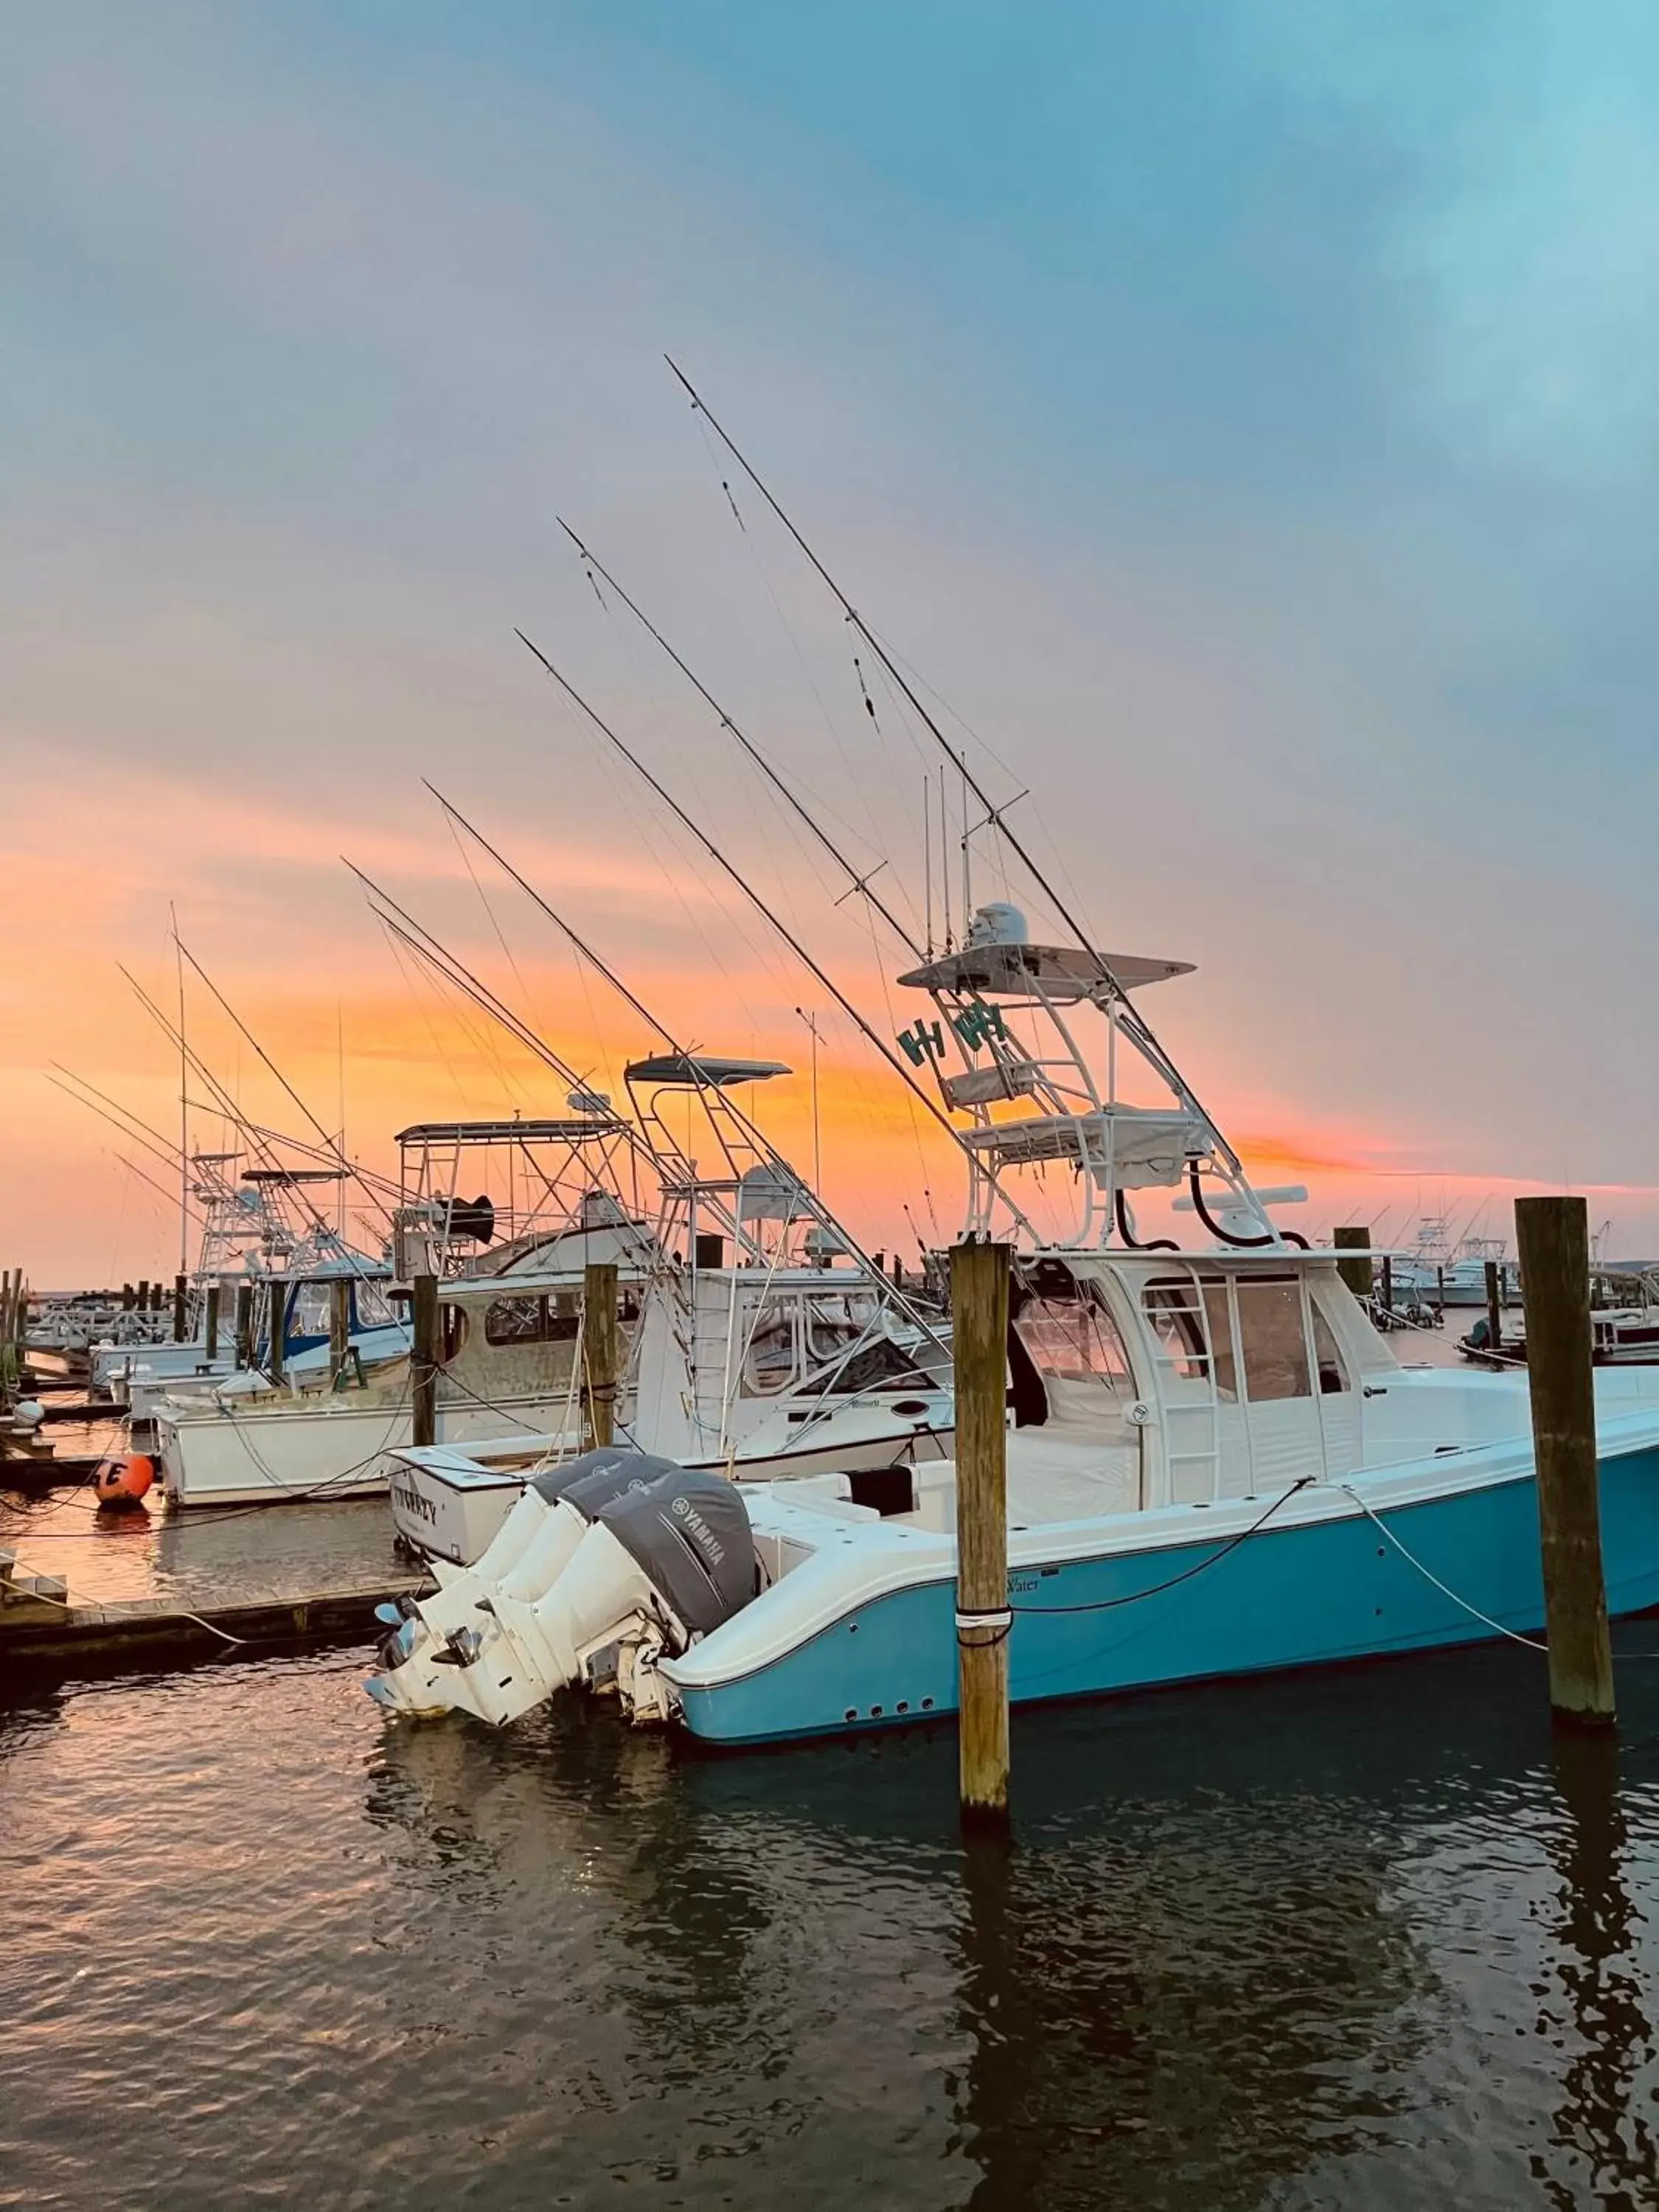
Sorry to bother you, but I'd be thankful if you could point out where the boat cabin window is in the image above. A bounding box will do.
[742,1298,800,1394]
[804,1290,882,1366]
[1141,1278,1211,1382]
[1016,1290,1133,1388]
[1310,1302,1347,1394]
[1141,1274,1238,1398]
[1235,1276,1312,1401]
[483,1293,582,1347]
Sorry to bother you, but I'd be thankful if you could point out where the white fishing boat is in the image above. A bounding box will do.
[1389,1222,1510,1308]
[386,1052,953,1562]
[152,1194,651,1509]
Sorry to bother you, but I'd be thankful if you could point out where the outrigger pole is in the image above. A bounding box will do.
[661,356,1258,1206]
[512,630,1040,1243]
[170,937,396,1234]
[352,815,954,1352]
[555,520,927,964]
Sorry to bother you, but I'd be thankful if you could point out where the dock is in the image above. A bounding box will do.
[0,1545,430,1674]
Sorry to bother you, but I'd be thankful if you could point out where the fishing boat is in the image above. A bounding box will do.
[1389,1222,1511,1309]
[151,1116,653,1509]
[386,1053,952,1562]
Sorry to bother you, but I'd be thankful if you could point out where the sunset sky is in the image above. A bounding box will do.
[5,2,1658,1284]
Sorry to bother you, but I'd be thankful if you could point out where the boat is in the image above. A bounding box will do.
[385,1054,953,1562]
[366,902,1659,1741]
[1389,1221,1511,1309]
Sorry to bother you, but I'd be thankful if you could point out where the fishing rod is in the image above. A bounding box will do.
[110,1149,209,1236]
[347,856,667,1142]
[512,631,1038,1242]
[663,355,1253,1194]
[47,1066,190,1183]
[410,792,962,1344]
[118,965,383,1286]
[171,936,394,1232]
[556,518,925,963]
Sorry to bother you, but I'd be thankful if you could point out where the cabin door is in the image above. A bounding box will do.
[1232,1273,1327,1489]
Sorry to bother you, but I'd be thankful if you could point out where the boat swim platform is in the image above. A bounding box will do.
[0,1546,431,1676]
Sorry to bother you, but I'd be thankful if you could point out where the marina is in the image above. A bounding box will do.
[9,9,1659,2206]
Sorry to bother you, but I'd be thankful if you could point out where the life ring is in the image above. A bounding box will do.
[95,1454,154,1509]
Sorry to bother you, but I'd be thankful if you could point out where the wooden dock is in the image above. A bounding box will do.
[0,1546,430,1674]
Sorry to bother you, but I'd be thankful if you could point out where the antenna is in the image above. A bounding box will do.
[170,903,189,1277]
[796,1007,824,1198]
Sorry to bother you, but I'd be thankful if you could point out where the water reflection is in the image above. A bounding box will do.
[1543,1725,1656,2205]
[6,1632,1659,2208]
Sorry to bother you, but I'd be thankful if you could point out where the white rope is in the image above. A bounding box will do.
[1335,1481,1548,1652]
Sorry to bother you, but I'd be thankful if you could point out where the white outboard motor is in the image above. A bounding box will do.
[368,1448,678,1717]
[372,1464,757,1730]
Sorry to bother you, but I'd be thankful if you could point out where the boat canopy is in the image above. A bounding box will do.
[625,1054,790,1089]
[394,1118,626,1144]
[897,942,1194,1003]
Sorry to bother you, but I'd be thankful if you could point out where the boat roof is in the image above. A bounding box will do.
[625,1053,790,1089]
[897,942,1194,1000]
[395,1118,624,1144]
[242,1166,348,1183]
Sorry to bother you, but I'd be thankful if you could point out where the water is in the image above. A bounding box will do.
[5,1628,1659,2209]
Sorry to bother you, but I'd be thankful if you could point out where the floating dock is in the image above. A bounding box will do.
[0,1545,429,1674]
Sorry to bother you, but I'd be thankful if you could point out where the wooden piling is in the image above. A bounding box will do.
[1380,1253,1394,1314]
[268,1281,287,1387]
[1334,1225,1373,1300]
[411,1273,439,1449]
[204,1284,221,1362]
[582,1261,619,1450]
[1484,1259,1503,1357]
[329,1277,350,1385]
[121,1283,135,1311]
[136,1279,150,1315]
[951,1237,1012,1827]
[173,1272,188,1343]
[234,1283,254,1372]
[1515,1196,1614,1727]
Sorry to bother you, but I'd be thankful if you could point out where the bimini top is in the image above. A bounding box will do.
[897,942,1194,1003]
[624,1054,790,1090]
[394,1118,626,1145]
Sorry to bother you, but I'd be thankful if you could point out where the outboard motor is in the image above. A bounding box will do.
[371,1464,757,1731]
[369,1448,678,1716]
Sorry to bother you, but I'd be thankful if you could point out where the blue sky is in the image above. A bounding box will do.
[4,1,1658,1274]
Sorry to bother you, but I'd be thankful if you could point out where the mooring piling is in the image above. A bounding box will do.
[204,1284,220,1362]
[411,1273,438,1448]
[1515,1195,1614,1728]
[234,1283,253,1372]
[1484,1259,1504,1357]
[1334,1225,1373,1300]
[329,1277,349,1386]
[951,1237,1012,1828]
[173,1272,188,1343]
[582,1260,619,1450]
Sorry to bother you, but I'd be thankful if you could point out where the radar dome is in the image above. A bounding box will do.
[966,902,1028,948]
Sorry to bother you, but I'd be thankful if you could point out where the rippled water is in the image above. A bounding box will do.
[4,1621,1659,2210]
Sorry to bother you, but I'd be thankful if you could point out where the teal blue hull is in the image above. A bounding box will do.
[677,1448,1659,1745]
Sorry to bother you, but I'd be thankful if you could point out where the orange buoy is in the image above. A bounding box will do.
[94,1454,154,1509]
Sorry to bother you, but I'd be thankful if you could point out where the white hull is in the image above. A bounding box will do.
[155,1394,573,1509]
[389,1400,956,1565]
